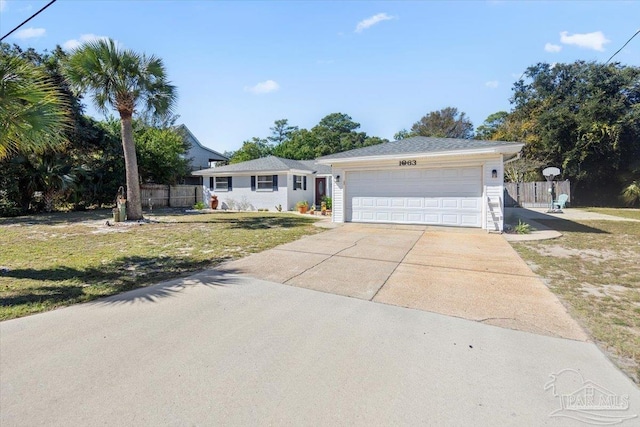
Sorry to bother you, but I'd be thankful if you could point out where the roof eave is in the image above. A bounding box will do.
[192,168,315,176]
[316,144,524,165]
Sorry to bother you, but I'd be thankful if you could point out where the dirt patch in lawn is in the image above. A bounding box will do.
[511,219,640,384]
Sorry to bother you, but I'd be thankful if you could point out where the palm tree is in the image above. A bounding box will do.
[65,38,176,220]
[0,53,70,160]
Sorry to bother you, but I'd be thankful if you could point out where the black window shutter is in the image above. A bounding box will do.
[251,176,256,191]
[273,175,278,191]
[228,176,232,191]
[209,177,214,189]
[293,175,297,191]
[303,176,307,191]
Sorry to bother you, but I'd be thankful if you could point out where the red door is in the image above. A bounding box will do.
[315,178,326,206]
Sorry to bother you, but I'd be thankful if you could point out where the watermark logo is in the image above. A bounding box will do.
[545,369,637,425]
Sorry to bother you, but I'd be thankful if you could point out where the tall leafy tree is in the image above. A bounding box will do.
[268,119,298,145]
[0,51,70,159]
[410,107,474,139]
[229,137,272,164]
[65,38,177,220]
[503,61,640,205]
[475,111,508,140]
[393,129,413,140]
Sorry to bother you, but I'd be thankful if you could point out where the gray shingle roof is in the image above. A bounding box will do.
[298,160,332,175]
[194,156,318,174]
[317,136,523,160]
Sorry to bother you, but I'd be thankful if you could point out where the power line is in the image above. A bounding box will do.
[606,28,640,64]
[0,0,58,42]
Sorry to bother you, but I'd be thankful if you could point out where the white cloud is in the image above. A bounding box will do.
[244,80,280,95]
[544,43,562,53]
[0,0,6,12]
[485,80,499,89]
[559,31,610,51]
[14,27,45,39]
[355,13,395,33]
[62,33,110,51]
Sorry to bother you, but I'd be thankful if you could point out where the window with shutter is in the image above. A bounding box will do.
[257,175,273,190]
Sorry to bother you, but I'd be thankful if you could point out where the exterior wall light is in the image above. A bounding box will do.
[492,169,498,178]
[335,175,341,183]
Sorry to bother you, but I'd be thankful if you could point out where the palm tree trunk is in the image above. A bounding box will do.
[120,116,143,220]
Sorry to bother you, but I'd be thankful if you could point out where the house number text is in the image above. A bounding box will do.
[399,160,417,166]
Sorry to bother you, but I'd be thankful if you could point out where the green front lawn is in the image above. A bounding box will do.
[510,217,640,383]
[0,210,321,320]
[585,207,640,221]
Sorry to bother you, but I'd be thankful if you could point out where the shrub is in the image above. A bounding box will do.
[514,219,533,234]
[322,196,332,210]
[193,201,206,210]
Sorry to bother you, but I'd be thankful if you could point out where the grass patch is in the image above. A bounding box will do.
[511,220,640,383]
[585,207,640,221]
[0,209,322,320]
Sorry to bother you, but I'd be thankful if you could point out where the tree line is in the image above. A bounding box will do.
[2,38,639,214]
[0,42,189,217]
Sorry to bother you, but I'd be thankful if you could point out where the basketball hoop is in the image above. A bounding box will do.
[542,167,560,182]
[543,167,561,212]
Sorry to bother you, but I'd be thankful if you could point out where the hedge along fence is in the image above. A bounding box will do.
[140,184,202,208]
[504,180,571,208]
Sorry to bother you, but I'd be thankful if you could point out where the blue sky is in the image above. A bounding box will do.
[1,1,639,153]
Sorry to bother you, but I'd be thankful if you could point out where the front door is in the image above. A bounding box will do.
[315,177,326,207]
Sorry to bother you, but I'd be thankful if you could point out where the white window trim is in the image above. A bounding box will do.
[215,177,229,192]
[257,175,273,191]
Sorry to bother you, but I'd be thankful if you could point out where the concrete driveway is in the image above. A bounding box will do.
[220,224,586,340]
[2,272,639,426]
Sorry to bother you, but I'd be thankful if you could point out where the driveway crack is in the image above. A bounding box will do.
[283,236,368,284]
[369,233,423,301]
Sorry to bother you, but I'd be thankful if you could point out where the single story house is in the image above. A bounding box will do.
[177,124,229,185]
[316,136,523,232]
[192,156,332,211]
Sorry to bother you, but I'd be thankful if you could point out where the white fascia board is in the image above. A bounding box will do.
[316,144,524,166]
[192,169,313,177]
[192,169,285,177]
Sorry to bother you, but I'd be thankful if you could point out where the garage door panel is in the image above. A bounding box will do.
[442,199,458,208]
[461,199,479,209]
[347,167,482,228]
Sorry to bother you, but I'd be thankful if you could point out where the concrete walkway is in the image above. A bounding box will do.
[503,207,639,242]
[220,224,586,340]
[2,273,638,426]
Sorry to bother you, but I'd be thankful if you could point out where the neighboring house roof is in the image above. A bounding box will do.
[192,156,324,176]
[317,136,523,162]
[177,124,228,162]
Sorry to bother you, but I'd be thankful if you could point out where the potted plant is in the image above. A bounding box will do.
[210,195,219,210]
[296,200,309,214]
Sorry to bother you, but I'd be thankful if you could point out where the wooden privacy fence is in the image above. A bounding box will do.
[140,184,202,208]
[504,180,571,208]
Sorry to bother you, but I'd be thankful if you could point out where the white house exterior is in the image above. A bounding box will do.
[317,137,523,232]
[192,156,332,211]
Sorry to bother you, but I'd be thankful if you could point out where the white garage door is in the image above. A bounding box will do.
[346,167,482,227]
